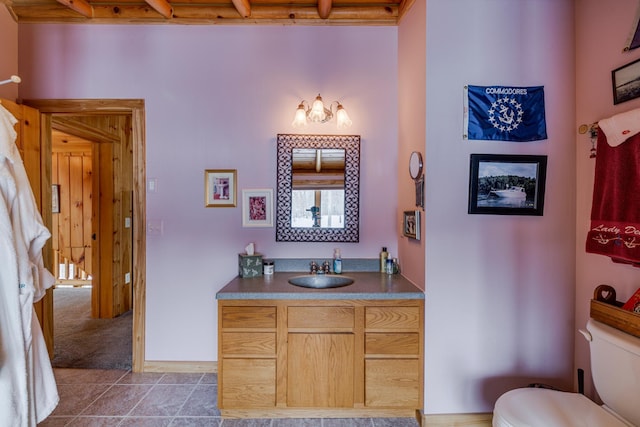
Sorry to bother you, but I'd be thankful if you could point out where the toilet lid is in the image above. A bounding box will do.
[493,388,631,427]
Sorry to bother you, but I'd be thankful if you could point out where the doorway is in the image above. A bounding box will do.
[50,124,132,369]
[24,99,147,372]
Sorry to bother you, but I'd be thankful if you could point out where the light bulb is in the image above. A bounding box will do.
[308,94,327,122]
[291,103,308,128]
[336,104,352,129]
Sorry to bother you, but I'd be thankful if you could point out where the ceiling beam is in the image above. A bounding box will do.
[231,0,251,18]
[55,0,93,18]
[9,4,398,24]
[52,117,121,144]
[318,0,332,19]
[397,0,415,23]
[144,0,173,18]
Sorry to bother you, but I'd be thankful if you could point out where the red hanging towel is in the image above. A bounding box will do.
[586,128,640,265]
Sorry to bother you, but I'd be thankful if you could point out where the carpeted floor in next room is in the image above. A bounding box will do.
[52,287,132,370]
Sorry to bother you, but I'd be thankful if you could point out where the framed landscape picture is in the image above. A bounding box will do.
[468,154,547,216]
[612,57,640,104]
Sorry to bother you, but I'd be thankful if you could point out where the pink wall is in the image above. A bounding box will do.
[421,0,576,414]
[16,24,398,361]
[575,0,640,398]
[397,0,426,290]
[0,7,18,101]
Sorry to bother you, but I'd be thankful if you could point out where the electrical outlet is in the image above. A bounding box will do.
[147,220,163,236]
[125,272,131,284]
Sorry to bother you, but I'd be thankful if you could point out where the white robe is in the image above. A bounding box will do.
[0,104,58,426]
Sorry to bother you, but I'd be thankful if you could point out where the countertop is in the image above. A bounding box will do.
[216,272,424,300]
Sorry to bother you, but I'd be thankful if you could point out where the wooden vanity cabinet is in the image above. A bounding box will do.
[218,299,424,418]
[218,305,277,409]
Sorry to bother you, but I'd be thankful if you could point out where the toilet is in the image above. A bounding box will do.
[492,318,640,426]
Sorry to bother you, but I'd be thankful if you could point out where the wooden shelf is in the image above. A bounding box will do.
[590,285,640,338]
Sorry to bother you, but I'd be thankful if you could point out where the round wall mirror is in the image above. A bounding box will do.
[409,151,423,180]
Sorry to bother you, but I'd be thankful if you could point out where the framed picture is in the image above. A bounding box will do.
[242,188,273,227]
[52,184,60,214]
[205,169,237,207]
[403,210,421,240]
[612,57,640,104]
[468,154,547,216]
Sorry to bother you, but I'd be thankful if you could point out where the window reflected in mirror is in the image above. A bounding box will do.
[291,148,345,229]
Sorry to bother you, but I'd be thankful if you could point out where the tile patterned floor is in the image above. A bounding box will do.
[38,369,420,427]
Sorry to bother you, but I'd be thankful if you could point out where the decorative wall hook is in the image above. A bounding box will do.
[578,122,598,158]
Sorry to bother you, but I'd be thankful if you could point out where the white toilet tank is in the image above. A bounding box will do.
[588,318,640,426]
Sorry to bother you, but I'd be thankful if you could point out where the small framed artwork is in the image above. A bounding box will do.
[612,57,640,104]
[52,184,60,214]
[468,154,547,216]
[205,169,237,207]
[242,189,273,227]
[403,210,421,240]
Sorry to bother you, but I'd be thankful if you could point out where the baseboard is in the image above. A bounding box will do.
[143,360,218,373]
[420,412,492,427]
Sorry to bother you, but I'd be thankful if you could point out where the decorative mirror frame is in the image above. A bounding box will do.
[276,134,360,242]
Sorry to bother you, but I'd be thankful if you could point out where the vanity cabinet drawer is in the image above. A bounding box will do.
[288,306,354,329]
[222,332,276,355]
[365,306,420,329]
[365,333,420,355]
[221,306,276,329]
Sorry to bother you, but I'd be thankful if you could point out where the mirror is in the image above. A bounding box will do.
[276,134,360,242]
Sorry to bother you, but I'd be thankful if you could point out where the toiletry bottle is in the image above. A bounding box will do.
[386,253,394,274]
[380,247,388,272]
[333,248,342,274]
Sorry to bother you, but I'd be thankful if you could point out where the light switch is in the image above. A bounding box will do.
[148,178,158,193]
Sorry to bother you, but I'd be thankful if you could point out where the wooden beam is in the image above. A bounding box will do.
[397,0,416,23]
[9,4,398,25]
[231,0,250,18]
[318,0,332,19]
[55,0,93,18]
[52,117,121,144]
[144,0,173,18]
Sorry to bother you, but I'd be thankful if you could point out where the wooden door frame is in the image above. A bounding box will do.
[23,99,146,373]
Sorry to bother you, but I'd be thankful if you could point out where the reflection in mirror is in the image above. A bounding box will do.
[291,148,345,228]
[277,134,360,242]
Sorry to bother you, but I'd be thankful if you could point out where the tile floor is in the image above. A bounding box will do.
[38,369,421,427]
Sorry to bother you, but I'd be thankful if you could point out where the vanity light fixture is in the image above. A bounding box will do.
[292,94,352,129]
[0,75,21,86]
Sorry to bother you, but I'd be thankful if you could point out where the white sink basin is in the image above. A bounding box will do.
[288,274,355,289]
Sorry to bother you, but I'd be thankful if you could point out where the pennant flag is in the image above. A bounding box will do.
[464,85,547,142]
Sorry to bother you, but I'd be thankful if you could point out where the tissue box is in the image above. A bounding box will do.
[238,253,263,278]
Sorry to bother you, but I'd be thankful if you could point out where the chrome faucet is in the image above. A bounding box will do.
[322,260,331,274]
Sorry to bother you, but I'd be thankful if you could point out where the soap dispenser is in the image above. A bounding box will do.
[380,247,388,272]
[333,248,342,274]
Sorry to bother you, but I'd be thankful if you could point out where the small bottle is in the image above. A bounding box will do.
[392,258,400,274]
[380,247,388,272]
[333,248,342,274]
[386,253,394,274]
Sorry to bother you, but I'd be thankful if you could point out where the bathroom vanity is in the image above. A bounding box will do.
[216,272,424,418]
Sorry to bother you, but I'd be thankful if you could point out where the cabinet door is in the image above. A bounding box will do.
[221,359,276,408]
[287,333,354,407]
[365,359,420,407]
